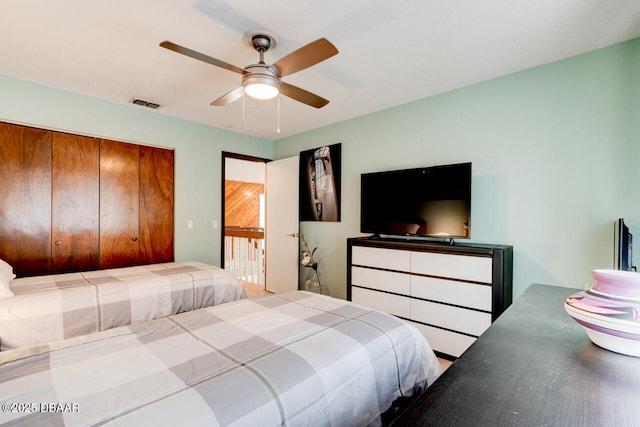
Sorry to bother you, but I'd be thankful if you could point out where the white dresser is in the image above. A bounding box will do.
[347,238,513,358]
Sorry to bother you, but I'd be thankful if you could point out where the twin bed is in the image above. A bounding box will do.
[0,261,247,350]
[0,261,442,426]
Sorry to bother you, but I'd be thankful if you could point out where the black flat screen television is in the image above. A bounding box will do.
[360,162,471,239]
[614,218,634,271]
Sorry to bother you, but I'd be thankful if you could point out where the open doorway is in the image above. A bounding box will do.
[221,152,268,291]
[222,152,301,295]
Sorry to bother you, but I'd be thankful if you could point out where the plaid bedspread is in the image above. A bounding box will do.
[0,291,442,426]
[0,262,246,350]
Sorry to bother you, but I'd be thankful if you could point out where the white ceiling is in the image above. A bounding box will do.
[1,1,639,141]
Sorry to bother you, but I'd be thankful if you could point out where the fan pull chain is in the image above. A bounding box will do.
[277,95,281,134]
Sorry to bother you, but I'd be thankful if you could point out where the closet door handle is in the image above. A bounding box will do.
[54,240,62,246]
[131,236,138,242]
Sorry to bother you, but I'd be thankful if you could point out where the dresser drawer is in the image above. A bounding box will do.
[352,266,411,295]
[352,246,410,272]
[410,251,492,283]
[352,287,411,318]
[411,275,492,311]
[410,322,476,358]
[411,299,491,337]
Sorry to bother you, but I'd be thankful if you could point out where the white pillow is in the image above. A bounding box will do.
[0,259,16,297]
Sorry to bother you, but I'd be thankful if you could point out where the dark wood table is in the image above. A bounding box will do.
[392,284,640,426]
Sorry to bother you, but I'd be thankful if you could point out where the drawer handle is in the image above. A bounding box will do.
[131,236,138,242]
[54,240,62,246]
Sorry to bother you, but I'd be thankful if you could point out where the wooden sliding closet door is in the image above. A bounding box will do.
[99,139,140,269]
[51,133,100,273]
[1,122,174,275]
[0,122,52,276]
[139,146,174,264]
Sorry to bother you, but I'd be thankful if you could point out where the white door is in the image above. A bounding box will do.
[265,155,299,293]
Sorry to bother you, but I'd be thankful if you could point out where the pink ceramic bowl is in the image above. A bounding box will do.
[591,269,640,299]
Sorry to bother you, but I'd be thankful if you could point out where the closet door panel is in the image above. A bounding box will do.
[99,140,140,268]
[0,123,52,276]
[139,146,174,264]
[51,133,100,273]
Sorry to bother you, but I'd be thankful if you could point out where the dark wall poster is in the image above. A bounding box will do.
[299,143,341,222]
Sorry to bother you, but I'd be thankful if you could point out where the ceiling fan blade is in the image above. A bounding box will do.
[271,38,338,77]
[160,41,246,75]
[211,86,244,106]
[280,82,329,108]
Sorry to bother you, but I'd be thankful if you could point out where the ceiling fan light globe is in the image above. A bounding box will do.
[245,83,279,100]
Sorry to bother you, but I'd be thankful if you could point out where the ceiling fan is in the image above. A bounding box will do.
[160,33,338,108]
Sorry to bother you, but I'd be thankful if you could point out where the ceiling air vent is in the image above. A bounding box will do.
[131,98,160,109]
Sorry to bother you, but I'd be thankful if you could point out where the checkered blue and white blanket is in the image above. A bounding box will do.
[0,261,246,350]
[0,291,442,426]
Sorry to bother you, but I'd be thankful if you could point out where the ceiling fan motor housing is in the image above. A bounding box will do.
[243,64,281,99]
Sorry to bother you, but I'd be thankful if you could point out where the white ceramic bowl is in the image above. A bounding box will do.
[591,269,640,299]
[565,289,640,357]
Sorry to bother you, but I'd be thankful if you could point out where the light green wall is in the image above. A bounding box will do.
[628,39,640,240]
[275,38,640,300]
[0,75,273,266]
